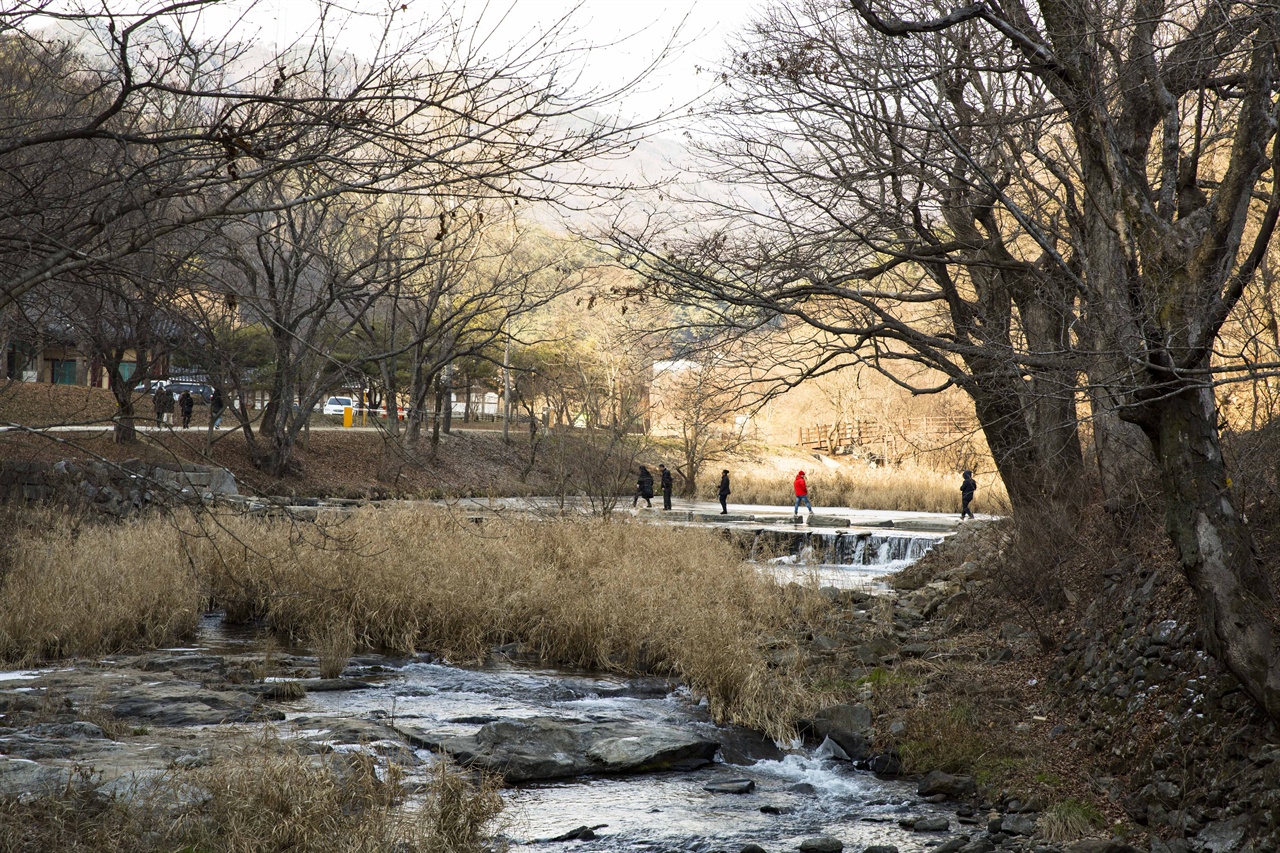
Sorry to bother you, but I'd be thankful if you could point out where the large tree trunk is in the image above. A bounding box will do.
[1143,382,1280,720]
[967,372,1079,515]
[441,363,453,434]
[112,398,139,443]
[107,348,148,443]
[1089,389,1159,515]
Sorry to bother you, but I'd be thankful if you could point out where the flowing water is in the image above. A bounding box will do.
[756,528,945,589]
[202,523,954,850]
[288,658,955,852]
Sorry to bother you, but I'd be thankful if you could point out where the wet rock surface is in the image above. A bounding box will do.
[0,649,405,804]
[401,716,719,782]
[0,634,962,852]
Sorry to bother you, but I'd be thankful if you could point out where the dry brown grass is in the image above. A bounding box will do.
[201,509,810,737]
[0,732,503,853]
[0,507,202,663]
[314,620,356,679]
[2,506,814,738]
[1038,799,1106,843]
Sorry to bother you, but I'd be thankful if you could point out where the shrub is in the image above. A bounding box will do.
[1039,798,1105,843]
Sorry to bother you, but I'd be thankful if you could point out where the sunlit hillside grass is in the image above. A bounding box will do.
[681,449,1010,515]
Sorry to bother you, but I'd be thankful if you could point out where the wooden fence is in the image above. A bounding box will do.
[797,416,973,457]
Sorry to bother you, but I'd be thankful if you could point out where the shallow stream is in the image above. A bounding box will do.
[198,533,954,851]
[284,658,953,852]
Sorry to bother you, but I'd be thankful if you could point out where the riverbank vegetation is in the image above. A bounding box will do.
[0,506,816,738]
[0,507,203,661]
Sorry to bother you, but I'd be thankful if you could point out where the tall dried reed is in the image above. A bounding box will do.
[203,509,809,737]
[0,508,202,663]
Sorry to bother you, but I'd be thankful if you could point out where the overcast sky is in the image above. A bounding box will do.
[198,0,766,121]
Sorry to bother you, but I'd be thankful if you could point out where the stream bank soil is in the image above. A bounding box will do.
[806,517,1279,853]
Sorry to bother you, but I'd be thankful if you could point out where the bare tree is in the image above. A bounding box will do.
[0,0,665,314]
[51,247,194,442]
[611,0,1089,513]
[514,293,656,515]
[0,0,679,476]
[618,0,1280,722]
[651,352,747,496]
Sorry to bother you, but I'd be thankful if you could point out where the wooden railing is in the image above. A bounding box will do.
[798,416,973,455]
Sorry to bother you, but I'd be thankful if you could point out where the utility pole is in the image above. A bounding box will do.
[502,329,511,443]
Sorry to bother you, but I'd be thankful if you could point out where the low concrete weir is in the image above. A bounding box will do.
[738,527,944,589]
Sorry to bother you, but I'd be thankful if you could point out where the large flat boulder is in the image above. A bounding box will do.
[407,716,719,783]
[108,683,283,726]
[0,757,71,798]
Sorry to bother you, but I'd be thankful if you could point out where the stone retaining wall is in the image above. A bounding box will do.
[0,458,237,519]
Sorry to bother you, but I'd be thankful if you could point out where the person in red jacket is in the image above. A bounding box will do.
[793,470,814,516]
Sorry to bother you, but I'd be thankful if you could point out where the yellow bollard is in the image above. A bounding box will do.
[343,406,353,428]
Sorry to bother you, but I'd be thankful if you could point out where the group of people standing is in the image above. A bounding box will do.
[631,464,734,514]
[631,464,676,510]
[629,466,809,516]
[152,386,225,430]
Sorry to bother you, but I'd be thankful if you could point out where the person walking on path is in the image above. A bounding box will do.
[152,385,167,427]
[178,390,194,429]
[793,470,814,517]
[659,464,673,511]
[633,465,654,508]
[210,388,225,429]
[960,470,977,520]
[718,469,731,514]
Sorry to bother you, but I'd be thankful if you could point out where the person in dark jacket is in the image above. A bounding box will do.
[718,469,731,514]
[210,388,225,429]
[153,385,167,427]
[633,465,654,507]
[178,390,194,429]
[960,470,977,519]
[659,464,673,511]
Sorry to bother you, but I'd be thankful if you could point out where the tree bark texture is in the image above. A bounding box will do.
[1144,383,1280,719]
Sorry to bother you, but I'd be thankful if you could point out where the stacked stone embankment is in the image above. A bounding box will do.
[839,521,1279,853]
[1053,565,1278,853]
[0,458,237,518]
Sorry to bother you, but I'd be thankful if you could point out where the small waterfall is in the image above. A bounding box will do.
[845,532,939,565]
[805,531,941,567]
[732,527,943,589]
[755,529,943,569]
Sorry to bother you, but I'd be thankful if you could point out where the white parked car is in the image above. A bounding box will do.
[322,396,354,415]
